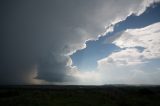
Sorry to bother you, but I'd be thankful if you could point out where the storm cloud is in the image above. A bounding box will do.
[1,0,158,84]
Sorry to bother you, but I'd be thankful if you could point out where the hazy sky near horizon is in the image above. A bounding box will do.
[1,0,160,85]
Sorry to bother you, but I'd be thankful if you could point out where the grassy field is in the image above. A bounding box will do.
[0,85,160,106]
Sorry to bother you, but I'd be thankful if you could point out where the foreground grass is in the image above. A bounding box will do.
[0,85,160,106]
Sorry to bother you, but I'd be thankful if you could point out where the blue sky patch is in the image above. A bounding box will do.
[71,3,160,71]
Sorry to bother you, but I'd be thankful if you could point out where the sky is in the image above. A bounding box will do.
[71,3,160,71]
[1,0,160,85]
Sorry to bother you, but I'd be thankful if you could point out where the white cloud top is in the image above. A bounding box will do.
[113,22,160,60]
[94,22,160,85]
[70,22,160,85]
[68,0,160,85]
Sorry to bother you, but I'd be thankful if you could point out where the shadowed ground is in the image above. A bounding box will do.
[0,85,160,106]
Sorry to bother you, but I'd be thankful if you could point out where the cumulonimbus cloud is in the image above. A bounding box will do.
[1,0,159,84]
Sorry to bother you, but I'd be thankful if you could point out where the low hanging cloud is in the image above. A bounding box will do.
[1,0,159,84]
